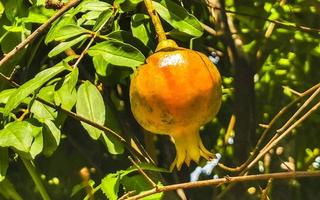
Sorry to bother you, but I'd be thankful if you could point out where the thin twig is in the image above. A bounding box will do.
[119,191,136,200]
[260,179,272,200]
[206,5,320,33]
[217,83,320,172]
[73,7,117,68]
[0,0,82,67]
[0,72,20,87]
[282,86,302,97]
[262,84,320,153]
[9,66,21,80]
[224,114,236,144]
[125,171,320,200]
[201,23,218,36]
[217,84,320,198]
[128,156,158,189]
[277,86,320,133]
[246,100,320,170]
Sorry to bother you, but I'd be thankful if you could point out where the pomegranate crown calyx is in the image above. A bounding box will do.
[155,39,179,52]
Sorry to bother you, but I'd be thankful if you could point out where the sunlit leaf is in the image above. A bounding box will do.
[107,30,151,56]
[88,40,145,69]
[115,0,143,12]
[0,89,16,104]
[131,14,153,47]
[51,25,88,41]
[101,173,120,200]
[45,14,77,44]
[0,2,4,18]
[93,8,113,31]
[122,175,163,200]
[153,0,203,37]
[93,54,110,76]
[30,132,43,159]
[76,81,105,140]
[42,119,61,157]
[48,34,89,57]
[0,121,39,152]
[75,0,112,13]
[101,133,124,155]
[4,65,68,115]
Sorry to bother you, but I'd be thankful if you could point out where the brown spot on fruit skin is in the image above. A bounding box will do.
[129,46,222,170]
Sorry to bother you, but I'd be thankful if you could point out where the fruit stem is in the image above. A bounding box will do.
[143,0,167,42]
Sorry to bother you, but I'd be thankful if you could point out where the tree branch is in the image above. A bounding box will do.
[125,171,320,200]
[206,4,320,33]
[246,99,320,170]
[218,83,320,172]
[0,0,82,67]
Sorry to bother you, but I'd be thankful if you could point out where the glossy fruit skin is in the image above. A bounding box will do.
[130,46,222,170]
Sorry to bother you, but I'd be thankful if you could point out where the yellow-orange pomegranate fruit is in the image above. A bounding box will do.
[130,40,222,170]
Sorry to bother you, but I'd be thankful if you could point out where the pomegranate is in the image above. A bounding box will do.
[130,40,222,170]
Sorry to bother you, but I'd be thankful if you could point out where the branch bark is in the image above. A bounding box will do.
[0,0,82,67]
[125,171,320,200]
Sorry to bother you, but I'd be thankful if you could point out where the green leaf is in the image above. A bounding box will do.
[167,29,194,42]
[0,121,36,152]
[48,34,89,57]
[54,82,77,111]
[35,0,45,6]
[101,133,124,155]
[67,68,79,92]
[114,0,143,12]
[51,25,88,42]
[0,148,8,182]
[31,99,57,121]
[42,119,61,157]
[121,175,163,200]
[70,182,85,197]
[100,65,133,86]
[75,0,112,13]
[29,132,43,159]
[153,0,203,37]
[101,173,120,200]
[1,32,26,65]
[107,30,151,56]
[21,6,55,24]
[93,54,110,76]
[131,14,155,48]
[80,10,102,22]
[88,40,145,68]
[5,65,68,115]
[3,25,25,33]
[45,14,77,44]
[4,0,28,22]
[53,68,78,110]
[93,8,113,31]
[0,2,4,18]
[76,81,105,140]
[0,89,16,104]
